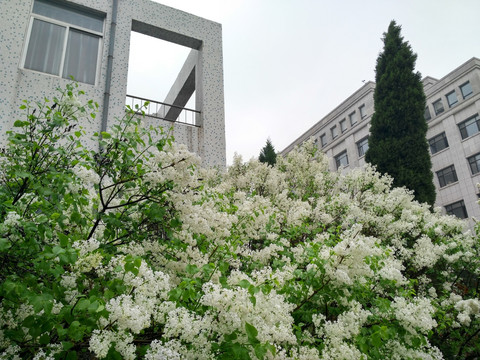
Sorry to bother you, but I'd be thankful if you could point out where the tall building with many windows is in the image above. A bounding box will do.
[0,0,226,167]
[281,58,480,228]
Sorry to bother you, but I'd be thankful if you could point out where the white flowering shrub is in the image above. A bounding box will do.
[1,84,479,359]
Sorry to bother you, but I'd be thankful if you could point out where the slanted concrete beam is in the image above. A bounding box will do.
[157,49,198,122]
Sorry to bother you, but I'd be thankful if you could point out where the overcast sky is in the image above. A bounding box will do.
[127,0,480,165]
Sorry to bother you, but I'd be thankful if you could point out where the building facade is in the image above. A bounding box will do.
[281,58,480,227]
[0,0,226,167]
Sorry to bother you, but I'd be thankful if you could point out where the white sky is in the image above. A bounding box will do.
[127,0,480,165]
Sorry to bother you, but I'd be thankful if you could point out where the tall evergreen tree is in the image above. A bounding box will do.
[365,20,436,206]
[259,138,277,166]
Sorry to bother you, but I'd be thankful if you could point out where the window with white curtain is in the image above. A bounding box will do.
[23,0,104,85]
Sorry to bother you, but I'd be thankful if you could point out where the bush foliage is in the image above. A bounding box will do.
[0,85,479,359]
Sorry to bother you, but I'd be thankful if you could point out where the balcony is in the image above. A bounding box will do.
[126,94,200,127]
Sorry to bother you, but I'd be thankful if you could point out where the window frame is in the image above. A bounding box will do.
[335,150,349,169]
[445,200,468,219]
[359,104,366,119]
[356,136,369,158]
[428,132,449,154]
[458,114,480,140]
[330,125,338,140]
[460,81,473,99]
[445,90,458,108]
[22,0,104,85]
[436,165,458,188]
[432,99,444,116]
[349,111,357,126]
[339,118,347,133]
[320,133,327,148]
[467,152,480,175]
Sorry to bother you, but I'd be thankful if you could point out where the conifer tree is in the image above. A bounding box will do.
[259,138,277,166]
[365,20,436,206]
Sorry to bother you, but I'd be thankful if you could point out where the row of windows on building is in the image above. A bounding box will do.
[23,0,104,85]
[428,114,480,155]
[425,81,473,121]
[333,136,369,169]
[314,104,367,148]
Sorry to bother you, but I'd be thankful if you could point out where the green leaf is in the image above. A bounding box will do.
[186,264,199,275]
[371,332,382,347]
[245,322,258,339]
[238,279,251,289]
[101,131,111,139]
[254,344,267,360]
[0,238,11,251]
[62,341,74,350]
[224,331,238,342]
[66,351,78,360]
[87,300,99,313]
[39,333,50,345]
[77,298,90,311]
[231,343,251,359]
[53,246,66,256]
[13,120,28,127]
[58,232,69,248]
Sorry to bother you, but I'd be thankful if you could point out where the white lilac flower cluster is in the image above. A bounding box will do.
[2,131,479,360]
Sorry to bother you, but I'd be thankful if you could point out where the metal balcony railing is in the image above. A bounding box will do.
[126,94,201,127]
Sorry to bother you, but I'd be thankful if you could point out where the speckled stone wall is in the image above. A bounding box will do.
[0,0,226,168]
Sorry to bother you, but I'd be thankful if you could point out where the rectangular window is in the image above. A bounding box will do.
[433,99,444,115]
[428,132,449,154]
[445,200,468,219]
[331,125,338,139]
[460,81,473,99]
[432,99,445,115]
[320,133,327,147]
[356,137,369,157]
[359,104,366,119]
[436,165,458,188]
[467,153,480,175]
[340,119,347,133]
[349,111,357,126]
[23,0,104,85]
[458,114,480,139]
[335,150,348,169]
[446,91,458,108]
[424,106,431,121]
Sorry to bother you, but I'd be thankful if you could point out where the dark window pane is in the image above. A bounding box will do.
[424,106,431,121]
[458,115,480,139]
[436,165,458,188]
[468,153,480,175]
[357,137,369,157]
[446,91,458,107]
[320,133,327,147]
[428,132,449,154]
[433,99,444,115]
[335,151,348,169]
[445,200,468,219]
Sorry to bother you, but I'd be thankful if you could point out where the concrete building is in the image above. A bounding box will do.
[0,0,226,167]
[281,58,480,227]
